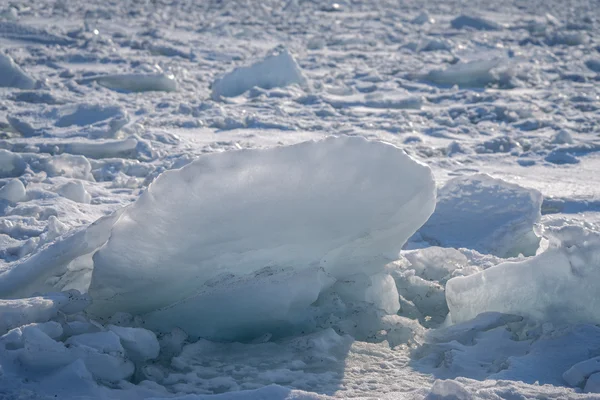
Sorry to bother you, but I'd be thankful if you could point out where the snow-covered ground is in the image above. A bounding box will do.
[1,0,600,398]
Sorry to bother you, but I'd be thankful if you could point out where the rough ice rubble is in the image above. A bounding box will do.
[211,47,307,98]
[88,136,436,340]
[417,174,542,257]
[446,224,600,325]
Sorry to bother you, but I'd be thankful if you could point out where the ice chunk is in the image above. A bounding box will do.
[0,52,35,89]
[0,212,122,298]
[586,372,600,393]
[107,325,160,361]
[54,104,127,128]
[412,12,434,25]
[424,59,504,87]
[451,15,502,31]
[585,59,600,73]
[427,379,471,400]
[0,291,88,335]
[563,356,600,387]
[41,154,95,181]
[417,174,542,257]
[66,331,135,381]
[0,179,26,203]
[211,47,307,98]
[89,136,435,339]
[446,226,600,324]
[65,138,139,159]
[57,181,91,204]
[0,149,26,178]
[77,73,177,93]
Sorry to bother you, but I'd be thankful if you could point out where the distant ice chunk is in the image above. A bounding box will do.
[417,174,542,257]
[424,58,504,87]
[57,181,91,204]
[78,73,177,93]
[451,15,502,31]
[324,93,423,110]
[89,136,435,340]
[0,179,26,203]
[0,149,26,178]
[446,225,600,324]
[585,59,600,73]
[0,52,35,89]
[547,31,588,46]
[211,47,307,98]
[412,12,434,25]
[428,379,471,399]
[55,104,123,127]
[41,154,95,181]
[65,138,139,159]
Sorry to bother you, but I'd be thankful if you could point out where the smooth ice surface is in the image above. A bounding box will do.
[417,174,542,257]
[211,47,306,98]
[89,136,436,339]
[446,225,600,324]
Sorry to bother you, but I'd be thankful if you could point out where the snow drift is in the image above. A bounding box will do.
[211,47,307,98]
[88,136,436,340]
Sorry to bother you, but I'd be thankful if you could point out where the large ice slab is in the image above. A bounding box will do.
[446,225,600,324]
[88,136,436,339]
[417,174,542,257]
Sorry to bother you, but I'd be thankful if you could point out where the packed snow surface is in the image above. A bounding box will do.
[89,136,436,339]
[1,0,600,398]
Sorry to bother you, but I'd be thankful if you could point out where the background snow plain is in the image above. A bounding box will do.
[1,0,600,399]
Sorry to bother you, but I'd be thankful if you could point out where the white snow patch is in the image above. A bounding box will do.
[88,136,435,340]
[211,47,307,98]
